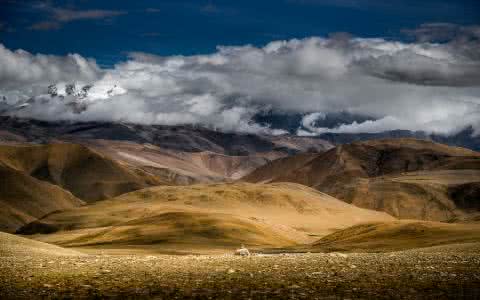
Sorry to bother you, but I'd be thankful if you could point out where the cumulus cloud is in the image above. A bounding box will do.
[1,24,480,136]
[0,44,102,118]
[0,44,101,90]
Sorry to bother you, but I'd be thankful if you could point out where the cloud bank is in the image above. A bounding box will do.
[1,24,479,136]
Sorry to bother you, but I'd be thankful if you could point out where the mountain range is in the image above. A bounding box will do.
[0,116,479,255]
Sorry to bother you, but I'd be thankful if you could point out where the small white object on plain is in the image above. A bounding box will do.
[235,245,251,256]
[329,252,348,258]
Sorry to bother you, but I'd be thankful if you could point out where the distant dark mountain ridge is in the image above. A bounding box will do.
[253,110,374,134]
[0,116,332,156]
[253,111,480,151]
[318,127,480,152]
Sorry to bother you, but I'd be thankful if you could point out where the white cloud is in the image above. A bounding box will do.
[1,27,479,136]
[0,44,100,90]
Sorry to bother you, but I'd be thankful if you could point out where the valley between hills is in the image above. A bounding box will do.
[0,119,479,299]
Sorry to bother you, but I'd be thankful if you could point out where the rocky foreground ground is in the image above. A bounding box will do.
[1,246,480,299]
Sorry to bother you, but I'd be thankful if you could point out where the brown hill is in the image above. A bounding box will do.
[0,164,83,233]
[0,143,163,202]
[19,183,393,254]
[240,152,318,183]
[243,139,480,221]
[311,220,480,252]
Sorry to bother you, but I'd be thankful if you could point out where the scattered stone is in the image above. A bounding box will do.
[1,249,478,299]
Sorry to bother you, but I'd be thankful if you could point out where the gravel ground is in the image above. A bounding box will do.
[1,250,480,299]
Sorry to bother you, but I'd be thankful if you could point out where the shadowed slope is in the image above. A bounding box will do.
[311,221,480,252]
[0,164,83,233]
[0,143,163,202]
[243,139,480,221]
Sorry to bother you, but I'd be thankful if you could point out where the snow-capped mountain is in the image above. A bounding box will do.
[0,82,124,114]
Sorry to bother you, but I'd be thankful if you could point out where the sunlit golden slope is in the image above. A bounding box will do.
[19,182,393,253]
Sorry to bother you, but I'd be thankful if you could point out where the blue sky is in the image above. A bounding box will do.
[1,0,479,66]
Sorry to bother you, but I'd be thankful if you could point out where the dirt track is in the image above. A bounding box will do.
[1,247,480,299]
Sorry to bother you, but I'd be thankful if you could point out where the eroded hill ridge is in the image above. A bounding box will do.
[243,138,480,221]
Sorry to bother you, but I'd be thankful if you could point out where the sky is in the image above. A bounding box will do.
[2,0,479,64]
[0,0,479,136]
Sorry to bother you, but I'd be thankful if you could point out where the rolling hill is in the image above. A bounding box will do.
[18,182,393,254]
[311,220,480,252]
[243,139,480,221]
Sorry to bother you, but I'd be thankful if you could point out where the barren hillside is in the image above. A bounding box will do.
[243,139,480,221]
